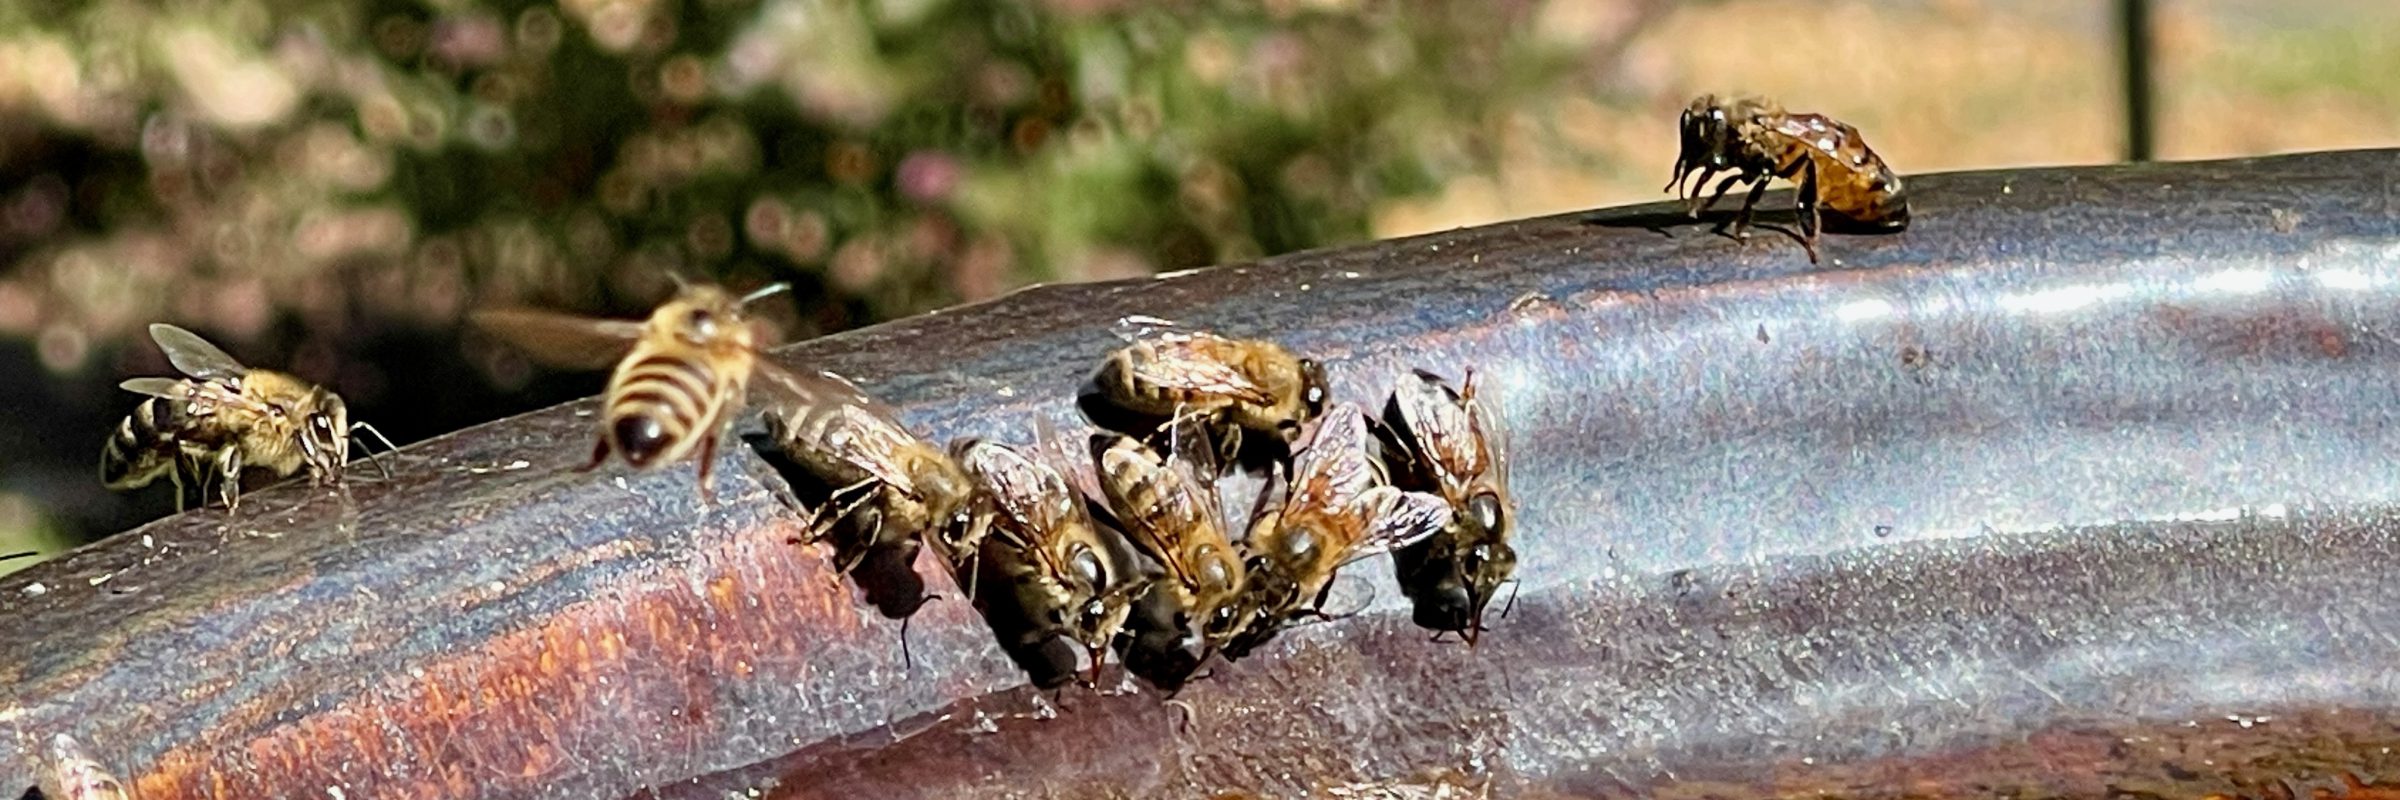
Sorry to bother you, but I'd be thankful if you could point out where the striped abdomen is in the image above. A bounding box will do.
[601,341,748,468]
[100,394,199,490]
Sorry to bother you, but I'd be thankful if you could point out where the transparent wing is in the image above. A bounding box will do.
[1459,367,1511,496]
[148,323,249,379]
[1348,486,1454,563]
[750,362,923,493]
[1108,314,1187,343]
[1398,368,1497,500]
[747,360,884,418]
[1124,340,1274,406]
[118,377,195,400]
[1282,404,1381,518]
[468,308,645,371]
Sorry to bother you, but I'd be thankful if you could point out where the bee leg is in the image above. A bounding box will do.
[1681,167,1725,214]
[800,479,880,545]
[579,436,612,473]
[1727,174,1773,240]
[692,432,720,505]
[215,449,244,514]
[1694,170,1747,219]
[168,462,189,514]
[1791,157,1823,264]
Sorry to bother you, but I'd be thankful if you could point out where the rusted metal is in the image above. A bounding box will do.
[5,150,2400,799]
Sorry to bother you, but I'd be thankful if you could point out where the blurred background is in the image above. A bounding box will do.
[1,0,2395,570]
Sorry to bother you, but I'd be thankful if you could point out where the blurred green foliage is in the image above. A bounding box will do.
[0,0,1631,348]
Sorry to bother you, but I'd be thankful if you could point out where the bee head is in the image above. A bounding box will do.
[1296,358,1330,421]
[1676,95,1740,172]
[299,390,352,483]
[1461,539,1518,623]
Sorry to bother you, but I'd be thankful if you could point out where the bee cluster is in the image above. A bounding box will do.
[745,317,1521,694]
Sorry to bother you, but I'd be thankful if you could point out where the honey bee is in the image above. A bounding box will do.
[1089,427,1247,691]
[470,280,800,503]
[1219,403,1451,660]
[751,366,973,596]
[951,434,1150,688]
[1379,368,1516,644]
[1666,93,1910,263]
[37,733,130,800]
[101,323,394,512]
[1090,317,1330,462]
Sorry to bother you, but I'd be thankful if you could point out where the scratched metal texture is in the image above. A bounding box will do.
[4,150,2399,799]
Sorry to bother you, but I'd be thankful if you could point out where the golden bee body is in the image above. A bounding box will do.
[471,282,791,502]
[1221,403,1450,659]
[100,324,378,512]
[1668,93,1910,262]
[761,382,972,567]
[952,436,1147,687]
[1092,325,1330,454]
[1089,430,1247,690]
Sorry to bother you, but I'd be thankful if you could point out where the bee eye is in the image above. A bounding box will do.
[1068,549,1105,589]
[1467,492,1504,535]
[1281,529,1316,561]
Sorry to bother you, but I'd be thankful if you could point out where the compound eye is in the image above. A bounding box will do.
[687,309,718,337]
[1467,492,1504,535]
[1068,548,1105,590]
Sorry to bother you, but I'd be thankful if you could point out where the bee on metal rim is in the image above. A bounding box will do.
[101,323,396,513]
[1380,367,1517,644]
[1220,403,1451,660]
[469,279,795,504]
[951,433,1151,688]
[1089,427,1247,691]
[751,365,973,589]
[1666,93,1910,263]
[1089,316,1330,463]
[37,733,131,800]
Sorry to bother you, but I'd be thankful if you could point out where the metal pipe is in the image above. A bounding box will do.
[4,150,2399,798]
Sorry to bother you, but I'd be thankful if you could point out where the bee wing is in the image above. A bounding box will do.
[468,308,645,371]
[1281,404,1382,517]
[1395,368,1494,498]
[148,323,250,379]
[1129,341,1276,407]
[118,377,195,400]
[1770,113,1876,169]
[1108,314,1188,343]
[747,359,884,418]
[1459,367,1511,496]
[1345,486,1454,563]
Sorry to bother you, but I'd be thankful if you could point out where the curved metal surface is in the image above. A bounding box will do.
[4,149,2399,799]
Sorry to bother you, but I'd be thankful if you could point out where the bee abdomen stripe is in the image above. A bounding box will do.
[627,353,716,397]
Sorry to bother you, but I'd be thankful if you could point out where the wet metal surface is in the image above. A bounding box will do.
[4,150,2400,798]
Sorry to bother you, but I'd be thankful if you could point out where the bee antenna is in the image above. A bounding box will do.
[739,282,794,307]
[665,270,694,291]
[349,422,401,480]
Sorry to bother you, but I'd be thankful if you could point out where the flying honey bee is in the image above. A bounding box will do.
[1219,403,1451,659]
[1666,93,1910,263]
[101,323,395,513]
[751,365,973,588]
[1090,316,1330,462]
[1089,427,1247,691]
[469,280,799,503]
[951,434,1150,688]
[37,733,130,800]
[1379,367,1517,644]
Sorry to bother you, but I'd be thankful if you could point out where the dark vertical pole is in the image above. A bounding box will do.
[2117,0,2156,161]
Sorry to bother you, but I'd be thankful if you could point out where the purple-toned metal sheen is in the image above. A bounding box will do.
[5,150,2400,799]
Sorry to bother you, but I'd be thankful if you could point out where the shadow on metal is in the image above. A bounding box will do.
[4,149,2399,799]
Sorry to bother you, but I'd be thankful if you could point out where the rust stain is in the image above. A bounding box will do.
[127,516,891,799]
